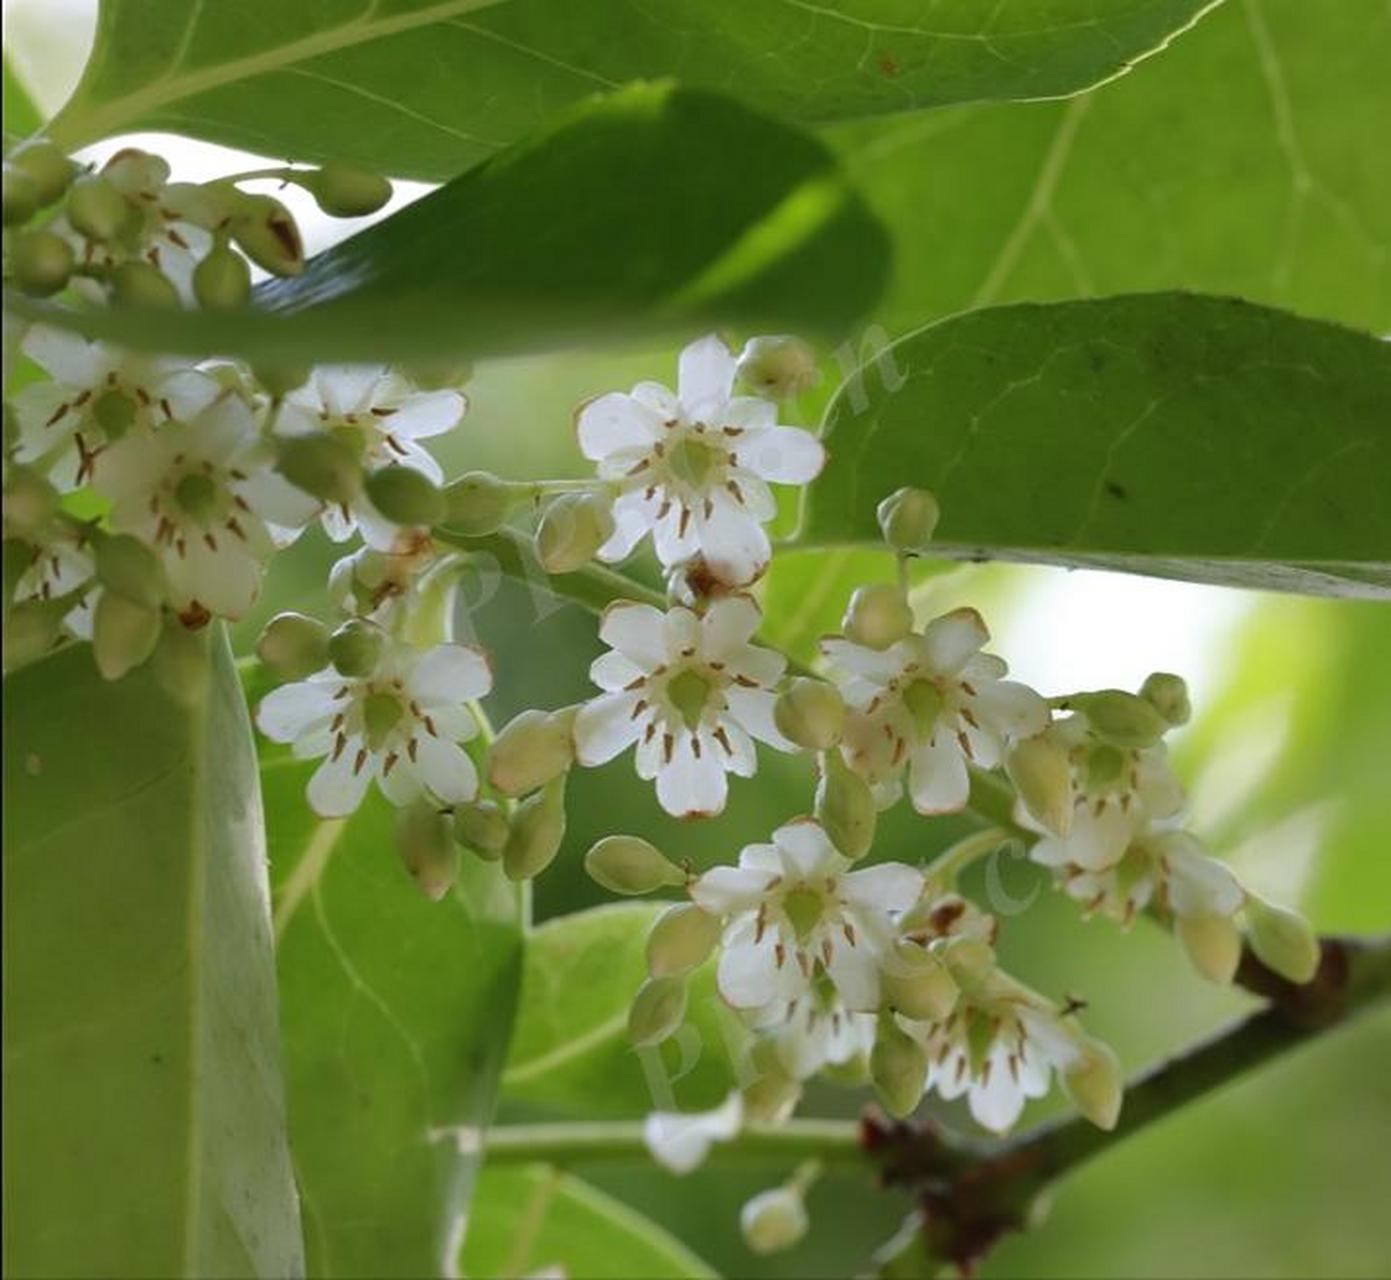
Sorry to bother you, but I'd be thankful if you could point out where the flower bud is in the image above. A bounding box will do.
[304,162,393,217]
[870,1017,929,1119]
[403,359,473,391]
[627,975,687,1048]
[277,432,362,503]
[1141,671,1191,727]
[502,774,567,881]
[735,335,819,400]
[1176,912,1243,984]
[394,802,459,901]
[487,707,575,797]
[327,618,384,678]
[841,583,912,650]
[814,748,876,860]
[647,903,721,977]
[585,834,683,895]
[876,487,940,552]
[66,175,129,242]
[193,244,252,309]
[3,164,40,226]
[1244,897,1320,985]
[441,471,521,536]
[882,938,959,1022]
[740,1186,809,1255]
[257,611,330,680]
[92,591,162,681]
[11,230,74,296]
[1070,689,1169,750]
[110,260,180,308]
[534,492,614,574]
[774,678,845,751]
[741,1064,802,1126]
[9,140,76,205]
[452,799,509,860]
[93,532,166,609]
[150,615,208,705]
[254,363,311,398]
[3,466,59,538]
[1061,1035,1122,1130]
[1006,732,1073,837]
[229,193,304,276]
[364,465,445,526]
[3,596,69,669]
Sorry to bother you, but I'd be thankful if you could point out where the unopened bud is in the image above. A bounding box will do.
[229,193,303,276]
[647,903,721,977]
[327,618,384,678]
[585,834,683,895]
[1140,671,1191,727]
[452,799,509,860]
[364,465,444,526]
[1006,733,1073,837]
[150,615,207,705]
[876,487,940,552]
[1061,1035,1122,1130]
[3,596,69,669]
[11,230,74,296]
[735,335,819,400]
[94,532,166,609]
[403,359,473,391]
[254,363,311,398]
[502,774,567,881]
[193,244,252,309]
[3,466,59,537]
[441,471,521,536]
[842,583,912,650]
[394,802,459,901]
[1070,690,1169,750]
[487,707,575,796]
[742,1065,801,1126]
[1176,912,1243,985]
[882,938,959,1022]
[9,140,76,205]
[66,176,129,242]
[110,260,180,308]
[3,164,40,226]
[304,162,393,217]
[870,1018,928,1119]
[535,492,614,574]
[92,591,162,681]
[627,975,687,1048]
[814,749,876,860]
[277,432,362,503]
[257,611,330,680]
[1244,897,1320,985]
[774,678,845,751]
[740,1186,809,1255]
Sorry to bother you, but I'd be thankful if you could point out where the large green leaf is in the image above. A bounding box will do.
[836,0,1391,336]
[260,723,523,1277]
[800,294,1391,597]
[46,0,1219,179]
[2,633,303,1278]
[14,83,889,363]
[463,1164,716,1279]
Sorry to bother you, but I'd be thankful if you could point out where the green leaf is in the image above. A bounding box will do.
[261,728,523,1277]
[15,83,889,363]
[800,294,1391,597]
[502,903,738,1118]
[463,1164,716,1279]
[48,0,1219,179]
[4,56,43,142]
[836,0,1391,336]
[2,633,303,1278]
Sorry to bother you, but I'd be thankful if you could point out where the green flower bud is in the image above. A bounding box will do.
[229,193,304,276]
[487,707,575,797]
[364,465,445,526]
[584,834,683,895]
[1061,1035,1122,1131]
[1176,912,1243,985]
[534,492,614,574]
[253,363,311,398]
[1069,689,1170,750]
[92,591,162,681]
[192,244,252,309]
[150,616,208,705]
[938,935,996,985]
[646,903,721,978]
[304,162,393,217]
[814,749,876,861]
[876,486,940,552]
[441,471,522,536]
[1006,732,1073,837]
[3,596,69,670]
[735,335,819,400]
[65,175,129,242]
[742,1063,802,1126]
[2,164,40,226]
[92,532,166,609]
[452,799,509,860]
[627,975,687,1048]
[842,582,912,650]
[403,359,474,391]
[1244,897,1320,985]
[502,774,567,882]
[277,432,362,504]
[394,802,460,901]
[110,260,180,309]
[3,466,60,538]
[9,140,76,205]
[257,611,330,680]
[741,1186,809,1255]
[1140,671,1191,727]
[870,1017,929,1119]
[881,938,959,1022]
[11,229,74,296]
[327,618,384,678]
[773,678,845,751]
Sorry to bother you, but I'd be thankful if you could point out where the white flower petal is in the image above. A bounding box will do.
[317,364,387,417]
[723,686,793,751]
[22,325,107,384]
[970,679,1048,742]
[841,863,925,912]
[167,539,262,619]
[732,425,825,484]
[307,745,373,817]
[597,489,657,563]
[411,644,493,704]
[642,1093,742,1175]
[921,608,990,675]
[677,334,737,419]
[907,734,971,815]
[386,388,465,439]
[690,865,778,916]
[574,691,644,766]
[413,734,479,804]
[599,602,667,670]
[256,679,339,743]
[236,468,320,531]
[825,938,882,1011]
[718,928,803,1008]
[589,650,645,692]
[772,819,841,879]
[700,594,762,659]
[577,391,662,460]
[655,734,728,817]
[693,497,770,586]
[1164,839,1244,918]
[631,380,681,419]
[819,638,902,684]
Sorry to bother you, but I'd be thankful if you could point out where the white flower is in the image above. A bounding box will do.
[93,392,317,622]
[690,818,923,1012]
[572,595,792,817]
[10,523,94,639]
[256,639,492,818]
[276,364,465,548]
[760,981,877,1081]
[822,607,1047,815]
[643,1092,743,1175]
[576,334,824,585]
[10,326,218,484]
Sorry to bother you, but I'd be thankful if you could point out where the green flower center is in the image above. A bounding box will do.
[666,668,712,731]
[362,691,404,748]
[330,418,372,459]
[666,433,722,489]
[173,472,218,521]
[782,886,825,942]
[1086,744,1127,791]
[902,678,944,738]
[93,389,137,440]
